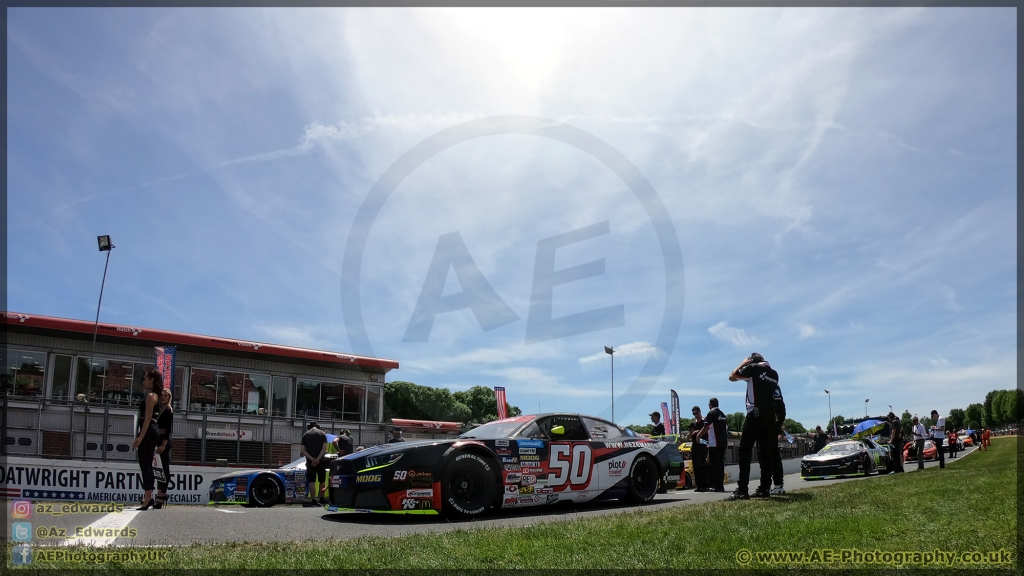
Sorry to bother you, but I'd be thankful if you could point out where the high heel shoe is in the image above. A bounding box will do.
[136,498,155,511]
[154,494,168,510]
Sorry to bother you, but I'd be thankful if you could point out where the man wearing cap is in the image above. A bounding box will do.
[388,426,406,443]
[696,398,728,492]
[649,411,666,438]
[300,422,328,506]
[726,352,780,500]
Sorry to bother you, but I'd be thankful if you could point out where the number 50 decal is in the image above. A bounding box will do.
[548,444,593,487]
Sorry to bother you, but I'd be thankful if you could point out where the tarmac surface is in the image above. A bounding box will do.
[6,447,974,547]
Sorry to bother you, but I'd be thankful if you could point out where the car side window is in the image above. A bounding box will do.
[535,415,588,441]
[518,422,542,439]
[581,416,628,441]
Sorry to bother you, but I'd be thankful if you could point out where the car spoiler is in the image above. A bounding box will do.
[390,418,464,432]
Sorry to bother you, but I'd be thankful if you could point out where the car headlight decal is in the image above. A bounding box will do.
[360,452,404,472]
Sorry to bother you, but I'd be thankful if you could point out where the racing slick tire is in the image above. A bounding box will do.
[622,455,659,504]
[250,475,282,508]
[440,452,497,519]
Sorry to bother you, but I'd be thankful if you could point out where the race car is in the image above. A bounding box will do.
[675,442,729,489]
[800,438,889,480]
[209,454,338,507]
[904,440,938,462]
[326,413,683,517]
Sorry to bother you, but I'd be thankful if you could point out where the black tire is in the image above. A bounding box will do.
[440,452,496,519]
[864,456,874,476]
[623,455,659,504]
[683,470,694,490]
[249,475,281,508]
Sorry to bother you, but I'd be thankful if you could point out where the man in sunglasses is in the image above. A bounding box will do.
[688,406,710,492]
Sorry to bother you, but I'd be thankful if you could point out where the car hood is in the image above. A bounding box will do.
[802,451,861,462]
[211,468,278,481]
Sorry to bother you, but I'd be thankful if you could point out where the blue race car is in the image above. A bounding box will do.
[209,454,338,507]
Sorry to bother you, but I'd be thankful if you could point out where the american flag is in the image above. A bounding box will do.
[494,387,507,420]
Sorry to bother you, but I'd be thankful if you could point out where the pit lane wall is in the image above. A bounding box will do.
[1,456,213,505]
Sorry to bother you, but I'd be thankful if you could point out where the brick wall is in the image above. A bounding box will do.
[270,443,292,467]
[42,431,70,457]
[169,437,187,464]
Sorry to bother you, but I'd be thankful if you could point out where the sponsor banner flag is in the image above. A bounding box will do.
[495,387,508,420]
[660,402,671,436]
[670,389,680,438]
[155,346,177,396]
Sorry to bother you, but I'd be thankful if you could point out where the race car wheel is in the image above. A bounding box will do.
[683,471,694,490]
[441,452,496,519]
[250,476,281,508]
[863,456,874,476]
[623,455,659,504]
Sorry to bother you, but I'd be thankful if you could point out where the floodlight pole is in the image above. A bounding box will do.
[604,346,615,422]
[83,236,114,460]
[824,389,832,432]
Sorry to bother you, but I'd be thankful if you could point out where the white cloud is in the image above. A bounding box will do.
[578,341,658,365]
[796,322,817,339]
[708,322,762,347]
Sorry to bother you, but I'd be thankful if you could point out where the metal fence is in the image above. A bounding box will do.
[0,396,442,467]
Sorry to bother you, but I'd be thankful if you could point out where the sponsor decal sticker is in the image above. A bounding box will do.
[503,496,518,506]
[517,439,545,449]
[520,455,540,461]
[518,448,537,455]
[501,457,518,463]
[536,487,553,494]
[401,498,433,510]
[545,494,559,503]
[506,485,519,494]
[356,473,382,484]
[504,473,522,483]
[406,489,433,498]
[521,475,537,486]
[519,486,534,494]
[495,440,510,447]
[496,449,512,456]
[606,441,651,449]
[608,459,628,476]
[503,464,521,471]
[517,495,535,504]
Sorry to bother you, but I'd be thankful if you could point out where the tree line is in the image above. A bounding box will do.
[383,380,521,424]
[823,388,1021,437]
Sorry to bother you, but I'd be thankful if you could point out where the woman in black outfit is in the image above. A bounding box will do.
[132,370,162,510]
[155,388,173,509]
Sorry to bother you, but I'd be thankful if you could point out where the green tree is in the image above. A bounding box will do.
[628,424,654,435]
[726,412,745,432]
[964,403,984,431]
[990,390,1006,426]
[1002,389,1022,426]
[782,419,807,434]
[828,415,845,434]
[901,411,914,437]
[983,390,997,427]
[946,408,966,431]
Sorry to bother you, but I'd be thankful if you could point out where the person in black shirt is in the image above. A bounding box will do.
[131,370,162,510]
[155,388,174,509]
[888,412,905,473]
[727,353,779,500]
[649,412,666,437]
[388,426,406,443]
[332,429,354,456]
[812,426,829,453]
[300,422,328,506]
[688,406,710,492]
[696,397,728,492]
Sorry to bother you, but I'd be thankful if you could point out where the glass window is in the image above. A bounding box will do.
[101,360,134,404]
[216,372,245,412]
[244,374,270,414]
[76,358,108,402]
[51,355,73,400]
[295,379,320,417]
[13,351,46,397]
[271,377,290,417]
[581,416,629,441]
[1,349,12,395]
[320,382,344,419]
[366,385,382,423]
[343,384,366,422]
[189,368,217,410]
[536,415,588,441]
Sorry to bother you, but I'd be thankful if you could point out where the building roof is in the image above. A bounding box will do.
[4,312,398,373]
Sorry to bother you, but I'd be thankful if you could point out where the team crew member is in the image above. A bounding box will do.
[697,397,728,492]
[888,412,905,473]
[688,406,710,492]
[388,426,406,443]
[131,370,163,511]
[300,422,328,506]
[768,381,787,496]
[911,416,927,470]
[929,410,946,469]
[726,353,779,500]
[948,430,958,459]
[332,429,354,456]
[982,428,991,451]
[649,412,666,437]
[155,388,174,509]
[812,425,829,453]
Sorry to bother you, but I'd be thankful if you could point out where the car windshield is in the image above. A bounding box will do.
[282,457,306,469]
[459,417,532,439]
[821,442,861,452]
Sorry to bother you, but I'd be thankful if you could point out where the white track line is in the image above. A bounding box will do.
[61,510,140,547]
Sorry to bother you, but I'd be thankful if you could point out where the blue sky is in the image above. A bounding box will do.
[7,8,1016,429]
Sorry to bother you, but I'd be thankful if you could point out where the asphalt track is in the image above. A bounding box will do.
[7,447,975,547]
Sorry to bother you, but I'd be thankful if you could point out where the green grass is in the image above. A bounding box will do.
[12,437,1019,571]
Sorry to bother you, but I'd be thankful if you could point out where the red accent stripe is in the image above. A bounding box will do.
[4,313,398,371]
[390,418,462,432]
[495,387,507,420]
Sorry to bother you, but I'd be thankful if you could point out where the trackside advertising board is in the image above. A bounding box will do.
[0,457,213,505]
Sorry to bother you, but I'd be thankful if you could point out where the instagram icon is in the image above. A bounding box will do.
[11,500,32,519]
